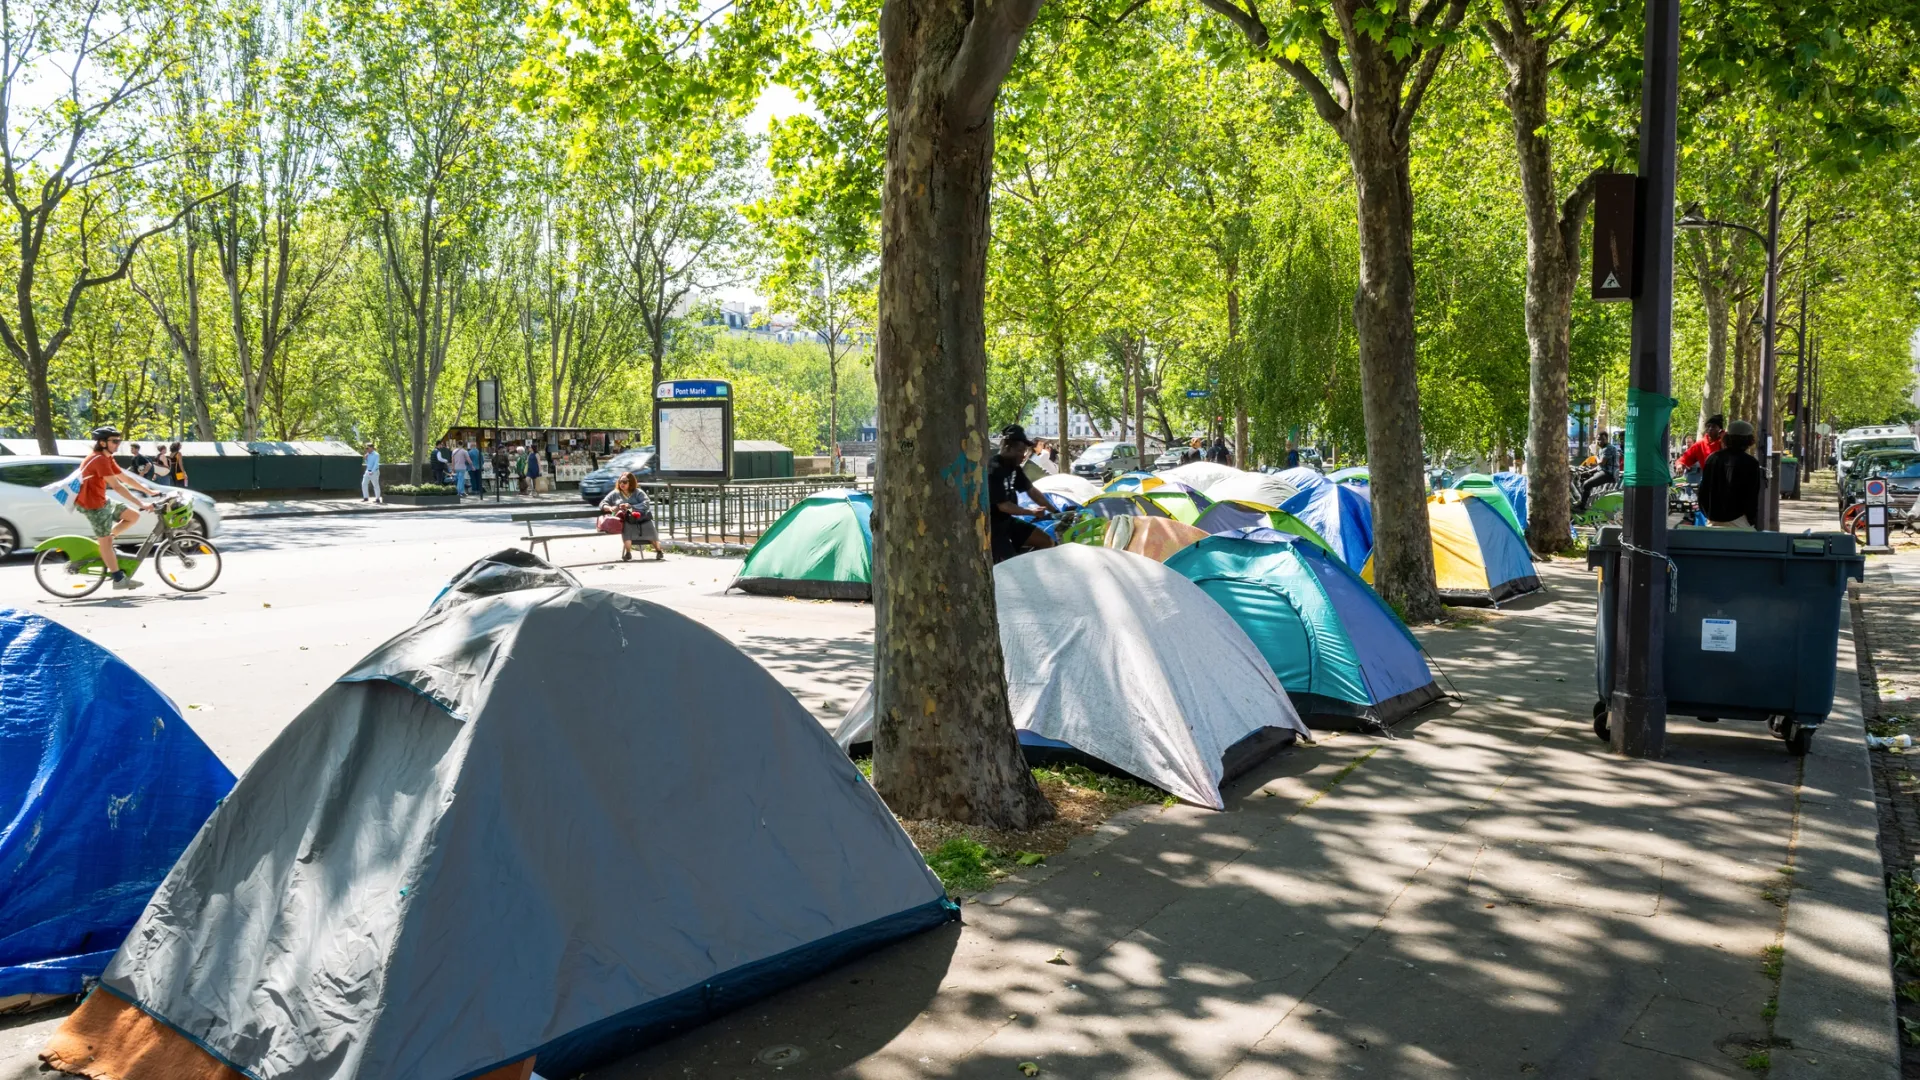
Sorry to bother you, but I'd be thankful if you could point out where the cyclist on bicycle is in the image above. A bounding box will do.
[990,424,1054,564]
[75,426,162,590]
[1577,432,1620,512]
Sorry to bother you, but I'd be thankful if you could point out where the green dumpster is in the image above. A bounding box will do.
[1587,526,1863,754]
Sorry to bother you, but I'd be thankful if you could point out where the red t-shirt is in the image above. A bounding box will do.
[1676,435,1722,474]
[76,453,118,511]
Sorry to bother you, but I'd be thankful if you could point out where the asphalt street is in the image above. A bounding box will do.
[0,505,877,771]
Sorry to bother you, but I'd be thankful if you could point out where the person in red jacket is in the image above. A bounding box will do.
[1677,414,1725,477]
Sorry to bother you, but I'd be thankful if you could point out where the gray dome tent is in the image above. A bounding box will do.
[45,558,952,1080]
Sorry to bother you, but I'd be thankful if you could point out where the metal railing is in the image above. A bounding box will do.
[638,475,872,546]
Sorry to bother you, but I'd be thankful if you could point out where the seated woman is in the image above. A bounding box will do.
[599,472,664,561]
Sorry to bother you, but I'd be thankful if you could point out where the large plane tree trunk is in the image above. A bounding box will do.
[1487,11,1595,554]
[1347,120,1442,621]
[871,0,1051,829]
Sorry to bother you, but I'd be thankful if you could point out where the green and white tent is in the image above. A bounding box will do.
[732,490,873,600]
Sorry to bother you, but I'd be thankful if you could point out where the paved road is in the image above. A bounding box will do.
[0,506,876,771]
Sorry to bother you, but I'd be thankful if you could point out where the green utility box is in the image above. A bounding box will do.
[1588,526,1863,754]
[732,441,795,480]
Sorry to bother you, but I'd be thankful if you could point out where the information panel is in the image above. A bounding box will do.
[653,380,734,480]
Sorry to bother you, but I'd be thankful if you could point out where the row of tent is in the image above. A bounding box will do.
[3,553,958,1080]
[732,463,1539,609]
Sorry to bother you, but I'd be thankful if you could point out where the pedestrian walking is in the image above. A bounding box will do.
[526,443,542,493]
[468,442,485,495]
[450,444,471,496]
[599,472,664,561]
[361,442,382,504]
[491,445,510,493]
[129,443,152,482]
[431,441,451,485]
[167,442,189,489]
[1698,420,1764,530]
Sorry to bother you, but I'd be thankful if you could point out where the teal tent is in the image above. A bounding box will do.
[732,490,872,600]
[1166,530,1442,730]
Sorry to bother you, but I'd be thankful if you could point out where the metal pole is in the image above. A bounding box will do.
[1793,213,1811,481]
[1610,0,1679,759]
[1758,166,1782,529]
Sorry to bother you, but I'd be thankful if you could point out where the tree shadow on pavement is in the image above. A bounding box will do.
[585,560,1808,1079]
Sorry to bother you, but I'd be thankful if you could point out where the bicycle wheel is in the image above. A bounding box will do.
[35,546,107,598]
[156,536,222,592]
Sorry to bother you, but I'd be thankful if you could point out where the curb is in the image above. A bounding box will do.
[1771,588,1899,1079]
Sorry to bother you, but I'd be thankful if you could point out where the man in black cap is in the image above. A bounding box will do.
[990,424,1055,563]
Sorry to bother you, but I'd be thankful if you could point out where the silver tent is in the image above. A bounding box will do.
[92,570,951,1080]
[839,544,1309,808]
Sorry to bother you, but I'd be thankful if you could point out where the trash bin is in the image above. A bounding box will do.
[1780,457,1800,499]
[1588,526,1863,754]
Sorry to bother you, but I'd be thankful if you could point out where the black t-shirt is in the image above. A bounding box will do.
[988,458,1035,524]
[1698,448,1763,527]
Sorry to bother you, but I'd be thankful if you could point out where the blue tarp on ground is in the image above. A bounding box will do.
[0,610,233,999]
[1280,481,1375,573]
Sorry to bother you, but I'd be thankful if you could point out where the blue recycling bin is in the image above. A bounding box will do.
[1588,526,1863,754]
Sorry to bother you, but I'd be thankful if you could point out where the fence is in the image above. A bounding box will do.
[639,475,872,546]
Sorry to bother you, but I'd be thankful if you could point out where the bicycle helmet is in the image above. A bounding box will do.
[90,425,121,440]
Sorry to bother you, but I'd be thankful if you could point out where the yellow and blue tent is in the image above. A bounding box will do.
[1365,490,1538,605]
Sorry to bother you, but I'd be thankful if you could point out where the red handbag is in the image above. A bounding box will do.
[597,516,624,535]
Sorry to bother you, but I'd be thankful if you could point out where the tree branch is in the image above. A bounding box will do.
[1392,0,1468,147]
[945,0,1047,131]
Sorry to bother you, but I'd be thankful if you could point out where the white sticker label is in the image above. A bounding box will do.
[1702,618,1737,653]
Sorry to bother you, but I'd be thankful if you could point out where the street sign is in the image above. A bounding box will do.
[1185,389,1212,399]
[1866,478,1891,548]
[1592,173,1638,302]
[655,379,731,399]
[477,378,500,423]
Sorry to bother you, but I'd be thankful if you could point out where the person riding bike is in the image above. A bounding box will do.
[990,424,1055,564]
[74,426,162,591]
[1577,432,1621,512]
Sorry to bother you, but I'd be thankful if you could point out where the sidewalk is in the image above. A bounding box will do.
[601,556,1893,1076]
[217,491,582,519]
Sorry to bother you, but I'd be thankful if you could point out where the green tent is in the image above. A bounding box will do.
[732,490,872,600]
[1450,474,1525,538]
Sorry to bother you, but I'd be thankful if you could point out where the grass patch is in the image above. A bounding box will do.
[1762,945,1784,981]
[1030,762,1172,807]
[1762,997,1777,1021]
[1741,1050,1770,1071]
[1900,981,1920,1004]
[855,758,1172,894]
[1890,873,1920,971]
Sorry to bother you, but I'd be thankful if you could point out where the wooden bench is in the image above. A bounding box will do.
[511,509,605,562]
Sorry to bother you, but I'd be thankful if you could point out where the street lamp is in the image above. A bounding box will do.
[1678,180,1782,529]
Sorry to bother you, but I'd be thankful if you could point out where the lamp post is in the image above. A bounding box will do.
[1678,171,1782,529]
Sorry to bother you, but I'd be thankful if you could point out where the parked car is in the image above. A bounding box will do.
[1071,442,1140,483]
[1835,425,1918,487]
[1151,447,1191,471]
[0,456,223,559]
[577,448,656,505]
[1840,447,1920,509]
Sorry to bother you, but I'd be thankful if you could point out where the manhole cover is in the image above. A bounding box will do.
[757,1044,807,1065]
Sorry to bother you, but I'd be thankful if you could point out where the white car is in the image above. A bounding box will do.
[0,456,223,559]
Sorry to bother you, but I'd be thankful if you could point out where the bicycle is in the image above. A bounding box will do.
[33,493,223,599]
[1844,498,1918,547]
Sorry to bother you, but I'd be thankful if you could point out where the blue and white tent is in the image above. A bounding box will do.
[1280,480,1375,573]
[0,610,233,1006]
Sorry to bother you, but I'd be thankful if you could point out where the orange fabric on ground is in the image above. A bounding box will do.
[43,990,539,1080]
[41,990,242,1080]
